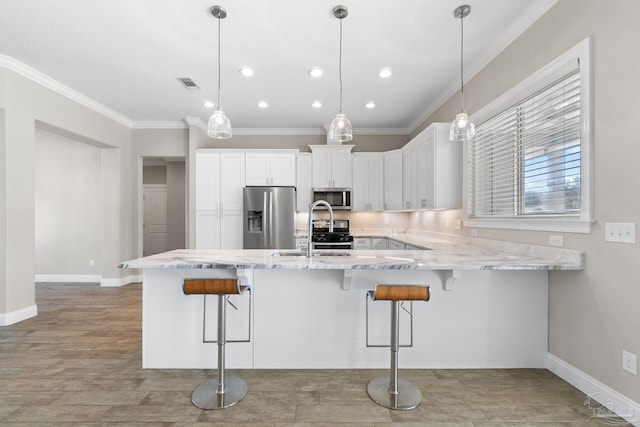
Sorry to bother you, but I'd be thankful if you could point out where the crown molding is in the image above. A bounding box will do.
[130,121,188,129]
[0,55,133,128]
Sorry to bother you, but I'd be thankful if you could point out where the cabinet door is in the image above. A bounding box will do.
[353,237,371,249]
[330,150,352,188]
[195,152,220,210]
[269,153,296,186]
[402,149,414,210]
[245,153,269,186]
[415,140,430,209]
[387,240,405,250]
[371,238,388,249]
[296,154,312,211]
[220,210,243,249]
[384,150,403,210]
[220,152,245,210]
[312,150,331,188]
[195,211,219,249]
[367,155,385,211]
[351,156,368,211]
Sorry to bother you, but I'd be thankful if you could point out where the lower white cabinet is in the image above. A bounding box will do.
[387,239,405,250]
[371,238,388,249]
[353,237,371,249]
[195,210,243,249]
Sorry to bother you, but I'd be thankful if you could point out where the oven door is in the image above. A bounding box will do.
[312,242,353,250]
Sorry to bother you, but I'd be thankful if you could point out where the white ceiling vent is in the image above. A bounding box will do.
[177,77,200,90]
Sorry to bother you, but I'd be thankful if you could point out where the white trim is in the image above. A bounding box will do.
[464,217,592,234]
[548,353,640,426]
[35,274,102,283]
[0,305,38,326]
[131,121,188,129]
[0,55,133,128]
[101,275,141,287]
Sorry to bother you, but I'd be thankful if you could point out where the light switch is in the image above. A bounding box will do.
[605,223,636,244]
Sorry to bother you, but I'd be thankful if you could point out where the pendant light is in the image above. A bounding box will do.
[449,5,475,142]
[328,5,353,144]
[207,5,232,139]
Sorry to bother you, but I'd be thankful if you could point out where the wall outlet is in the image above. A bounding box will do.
[623,350,637,375]
[89,259,95,267]
[453,219,462,230]
[605,223,636,244]
[549,235,564,247]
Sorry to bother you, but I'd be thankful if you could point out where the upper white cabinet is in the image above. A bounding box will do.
[352,153,384,212]
[245,151,296,186]
[296,153,312,211]
[402,123,461,210]
[310,145,354,188]
[383,149,403,210]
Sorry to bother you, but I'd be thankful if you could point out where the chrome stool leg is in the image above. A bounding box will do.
[367,300,422,410]
[366,284,429,411]
[192,294,247,409]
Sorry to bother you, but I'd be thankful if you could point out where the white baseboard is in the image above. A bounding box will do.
[101,275,141,287]
[35,274,142,287]
[547,353,640,426]
[0,304,38,326]
[35,274,102,283]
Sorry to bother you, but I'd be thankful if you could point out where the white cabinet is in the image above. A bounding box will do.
[195,150,245,249]
[384,149,403,210]
[387,240,405,250]
[371,238,388,249]
[310,145,354,188]
[353,237,371,249]
[402,123,461,210]
[352,153,384,212]
[245,151,296,186]
[296,153,312,211]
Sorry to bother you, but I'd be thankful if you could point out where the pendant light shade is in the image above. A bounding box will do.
[328,5,353,144]
[208,5,232,139]
[449,5,475,142]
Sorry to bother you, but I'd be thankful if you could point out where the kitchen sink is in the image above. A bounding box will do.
[269,250,351,257]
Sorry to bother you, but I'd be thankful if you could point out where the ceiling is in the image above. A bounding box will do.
[0,0,557,134]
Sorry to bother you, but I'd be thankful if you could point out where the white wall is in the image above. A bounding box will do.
[35,128,102,277]
[413,0,640,403]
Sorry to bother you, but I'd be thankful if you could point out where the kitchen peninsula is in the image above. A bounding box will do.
[119,233,583,370]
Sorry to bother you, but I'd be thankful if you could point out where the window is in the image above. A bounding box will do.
[465,38,591,233]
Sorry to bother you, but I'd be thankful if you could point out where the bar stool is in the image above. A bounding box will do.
[366,284,430,410]
[183,278,250,410]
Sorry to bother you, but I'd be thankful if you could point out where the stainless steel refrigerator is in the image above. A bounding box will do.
[243,186,296,249]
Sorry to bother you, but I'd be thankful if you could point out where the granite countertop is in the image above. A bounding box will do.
[119,231,584,271]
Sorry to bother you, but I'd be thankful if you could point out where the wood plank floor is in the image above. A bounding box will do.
[0,283,627,426]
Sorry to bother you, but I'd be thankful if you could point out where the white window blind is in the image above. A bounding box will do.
[468,67,581,219]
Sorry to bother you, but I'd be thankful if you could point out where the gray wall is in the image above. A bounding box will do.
[413,0,640,402]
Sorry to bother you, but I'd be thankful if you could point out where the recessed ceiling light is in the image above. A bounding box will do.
[258,100,268,108]
[312,101,322,108]
[308,67,323,78]
[240,66,254,77]
[203,100,215,108]
[365,101,376,109]
[378,68,392,78]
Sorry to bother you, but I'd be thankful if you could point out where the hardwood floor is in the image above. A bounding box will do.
[0,283,627,426]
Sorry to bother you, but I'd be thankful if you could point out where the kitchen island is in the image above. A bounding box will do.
[119,234,583,370]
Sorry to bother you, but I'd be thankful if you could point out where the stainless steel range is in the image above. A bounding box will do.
[311,219,353,250]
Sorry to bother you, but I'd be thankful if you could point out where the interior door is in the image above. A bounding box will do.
[143,185,168,255]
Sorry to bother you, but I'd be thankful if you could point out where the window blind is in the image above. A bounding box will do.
[468,67,581,218]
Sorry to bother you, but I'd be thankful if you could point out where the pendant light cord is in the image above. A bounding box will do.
[459,11,465,102]
[338,17,344,114]
[217,14,222,110]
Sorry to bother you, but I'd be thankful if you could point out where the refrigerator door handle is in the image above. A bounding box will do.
[268,189,274,248]
[262,191,268,248]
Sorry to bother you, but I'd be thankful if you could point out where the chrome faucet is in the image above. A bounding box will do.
[307,200,334,257]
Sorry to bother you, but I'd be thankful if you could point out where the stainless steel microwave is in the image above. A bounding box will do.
[312,188,352,210]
